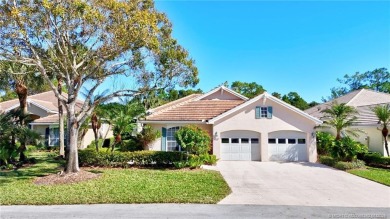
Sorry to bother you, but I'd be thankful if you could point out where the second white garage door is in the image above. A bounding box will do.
[268,131,308,162]
[220,130,261,161]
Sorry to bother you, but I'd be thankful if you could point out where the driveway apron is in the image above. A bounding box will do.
[217,161,390,207]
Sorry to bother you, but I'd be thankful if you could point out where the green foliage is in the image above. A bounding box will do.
[172,154,217,169]
[334,160,365,170]
[348,167,390,186]
[78,149,189,168]
[175,125,211,155]
[319,102,361,140]
[0,151,230,205]
[199,153,218,165]
[360,152,390,166]
[230,81,265,98]
[326,68,390,101]
[0,112,41,166]
[330,137,368,161]
[319,155,336,167]
[316,132,335,155]
[372,104,390,156]
[119,139,143,152]
[136,125,161,150]
[282,92,309,110]
[87,138,114,149]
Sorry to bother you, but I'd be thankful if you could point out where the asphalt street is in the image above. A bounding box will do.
[1,204,389,219]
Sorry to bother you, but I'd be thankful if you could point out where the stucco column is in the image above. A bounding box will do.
[261,132,268,161]
[213,127,220,158]
[307,132,317,162]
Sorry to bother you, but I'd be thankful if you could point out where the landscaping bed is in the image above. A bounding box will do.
[0,151,231,205]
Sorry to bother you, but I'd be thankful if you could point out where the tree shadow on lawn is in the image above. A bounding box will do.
[0,156,64,186]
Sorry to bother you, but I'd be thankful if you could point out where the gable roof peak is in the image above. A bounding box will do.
[194,85,249,101]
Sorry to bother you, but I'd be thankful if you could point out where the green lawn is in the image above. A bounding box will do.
[348,167,390,186]
[0,152,231,205]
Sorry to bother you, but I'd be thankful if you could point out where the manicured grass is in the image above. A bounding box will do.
[0,152,231,205]
[348,167,390,186]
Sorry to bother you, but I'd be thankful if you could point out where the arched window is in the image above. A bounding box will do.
[166,126,181,151]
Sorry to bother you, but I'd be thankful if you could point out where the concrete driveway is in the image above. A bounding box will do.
[217,161,390,207]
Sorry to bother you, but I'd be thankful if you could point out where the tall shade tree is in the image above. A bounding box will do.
[281,92,309,110]
[320,102,362,140]
[230,81,265,98]
[325,68,390,101]
[0,0,198,173]
[372,104,390,156]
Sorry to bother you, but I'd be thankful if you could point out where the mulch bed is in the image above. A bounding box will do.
[33,170,101,185]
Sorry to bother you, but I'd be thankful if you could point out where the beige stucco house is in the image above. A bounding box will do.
[0,91,112,148]
[305,89,390,157]
[140,86,322,162]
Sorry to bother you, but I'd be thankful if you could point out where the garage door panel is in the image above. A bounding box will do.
[268,131,308,162]
[220,131,261,161]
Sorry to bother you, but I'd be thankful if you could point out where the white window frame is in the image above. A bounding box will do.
[260,107,268,118]
[166,126,181,151]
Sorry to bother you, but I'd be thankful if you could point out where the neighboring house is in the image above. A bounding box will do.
[140,86,322,162]
[0,91,112,148]
[305,89,390,156]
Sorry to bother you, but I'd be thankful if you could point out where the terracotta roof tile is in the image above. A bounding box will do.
[146,99,244,121]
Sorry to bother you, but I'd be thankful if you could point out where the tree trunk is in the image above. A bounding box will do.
[64,113,80,173]
[383,126,389,156]
[15,81,28,162]
[336,130,341,141]
[58,78,65,158]
[91,113,100,152]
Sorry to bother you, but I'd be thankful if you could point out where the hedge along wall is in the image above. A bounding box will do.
[78,149,189,168]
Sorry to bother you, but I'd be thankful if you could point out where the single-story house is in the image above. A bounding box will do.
[0,91,112,148]
[140,86,322,162]
[305,89,390,156]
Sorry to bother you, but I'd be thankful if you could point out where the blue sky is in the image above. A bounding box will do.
[152,0,390,102]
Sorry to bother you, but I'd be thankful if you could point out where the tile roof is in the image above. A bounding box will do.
[0,90,84,124]
[32,114,59,123]
[305,89,390,125]
[146,99,245,121]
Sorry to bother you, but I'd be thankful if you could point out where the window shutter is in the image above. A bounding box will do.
[267,106,273,119]
[255,106,261,119]
[45,127,50,146]
[161,127,167,151]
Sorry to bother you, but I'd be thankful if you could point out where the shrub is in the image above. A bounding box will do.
[199,153,218,165]
[78,149,188,168]
[361,152,390,167]
[175,125,211,155]
[119,139,143,152]
[319,155,336,167]
[136,125,161,150]
[87,138,115,150]
[334,160,365,170]
[330,137,368,161]
[316,132,335,155]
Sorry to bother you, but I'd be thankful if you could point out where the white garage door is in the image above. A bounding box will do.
[268,131,308,162]
[220,131,261,161]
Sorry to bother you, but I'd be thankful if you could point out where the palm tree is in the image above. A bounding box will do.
[372,104,390,156]
[320,102,362,140]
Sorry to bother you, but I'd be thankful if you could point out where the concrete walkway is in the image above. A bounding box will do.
[217,161,390,207]
[1,204,389,219]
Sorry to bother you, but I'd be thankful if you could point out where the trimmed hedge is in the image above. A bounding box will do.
[319,156,336,167]
[319,155,365,170]
[334,160,365,170]
[79,149,188,168]
[360,152,390,167]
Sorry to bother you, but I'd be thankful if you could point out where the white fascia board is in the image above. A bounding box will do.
[139,120,207,124]
[27,100,58,113]
[208,92,323,125]
[29,122,58,125]
[194,86,249,101]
